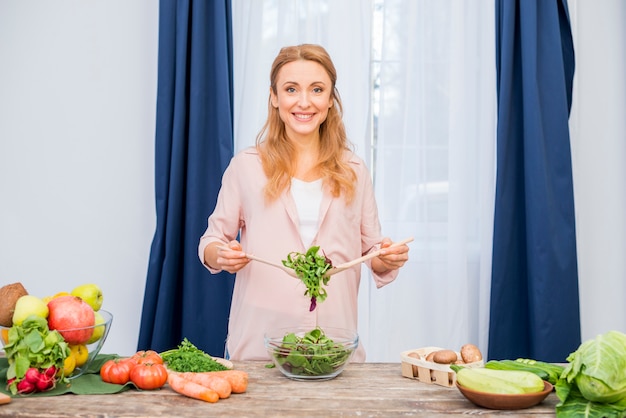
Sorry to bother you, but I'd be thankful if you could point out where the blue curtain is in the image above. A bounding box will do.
[137,0,235,356]
[489,0,581,362]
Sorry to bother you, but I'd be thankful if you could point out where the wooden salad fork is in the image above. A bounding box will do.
[216,245,298,277]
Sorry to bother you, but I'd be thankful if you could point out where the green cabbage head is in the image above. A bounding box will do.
[563,330,626,404]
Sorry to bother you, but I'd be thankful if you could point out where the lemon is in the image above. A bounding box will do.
[60,354,76,376]
[70,344,89,367]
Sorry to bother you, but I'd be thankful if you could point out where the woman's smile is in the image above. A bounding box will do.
[293,112,314,122]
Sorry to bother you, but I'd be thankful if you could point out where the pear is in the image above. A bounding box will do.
[71,284,103,311]
[87,311,106,344]
[12,295,49,325]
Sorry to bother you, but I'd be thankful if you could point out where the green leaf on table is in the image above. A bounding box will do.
[67,373,134,395]
[0,354,132,397]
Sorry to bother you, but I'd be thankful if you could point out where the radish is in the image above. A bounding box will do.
[43,366,57,378]
[35,374,54,391]
[20,367,56,393]
[16,379,35,394]
[24,368,41,384]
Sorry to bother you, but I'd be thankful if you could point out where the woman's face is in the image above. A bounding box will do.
[270,59,333,143]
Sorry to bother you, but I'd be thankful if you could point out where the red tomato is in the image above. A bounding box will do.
[129,363,168,390]
[131,350,164,365]
[100,358,135,385]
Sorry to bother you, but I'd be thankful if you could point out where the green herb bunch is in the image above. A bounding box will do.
[282,246,333,311]
[160,338,229,372]
[4,315,70,394]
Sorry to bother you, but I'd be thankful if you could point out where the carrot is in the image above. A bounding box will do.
[167,373,219,403]
[174,372,232,399]
[199,370,249,393]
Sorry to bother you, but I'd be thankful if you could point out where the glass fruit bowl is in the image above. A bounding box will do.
[264,326,358,381]
[1,309,113,379]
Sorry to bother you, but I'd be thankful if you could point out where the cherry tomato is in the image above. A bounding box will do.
[131,350,164,365]
[100,358,135,385]
[129,362,168,390]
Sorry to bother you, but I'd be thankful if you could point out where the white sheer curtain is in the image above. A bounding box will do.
[231,0,372,157]
[567,0,626,341]
[366,0,495,361]
[232,0,496,362]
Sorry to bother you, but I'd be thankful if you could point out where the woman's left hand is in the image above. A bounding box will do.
[371,237,410,274]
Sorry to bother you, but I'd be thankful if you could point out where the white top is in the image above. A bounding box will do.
[291,178,323,247]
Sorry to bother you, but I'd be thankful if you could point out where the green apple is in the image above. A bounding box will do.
[12,295,49,325]
[71,284,103,311]
[87,310,105,344]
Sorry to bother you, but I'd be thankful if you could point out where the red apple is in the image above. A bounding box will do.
[47,296,95,344]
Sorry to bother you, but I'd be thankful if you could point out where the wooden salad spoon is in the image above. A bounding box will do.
[322,237,414,278]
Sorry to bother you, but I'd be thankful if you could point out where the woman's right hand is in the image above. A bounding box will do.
[205,241,250,273]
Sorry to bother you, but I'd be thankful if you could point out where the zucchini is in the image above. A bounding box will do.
[485,360,550,380]
[451,365,545,394]
[485,358,564,385]
[514,358,564,384]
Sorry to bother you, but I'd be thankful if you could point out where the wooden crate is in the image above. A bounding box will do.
[400,346,484,388]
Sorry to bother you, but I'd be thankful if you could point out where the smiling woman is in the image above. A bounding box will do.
[231,1,497,363]
[199,44,410,362]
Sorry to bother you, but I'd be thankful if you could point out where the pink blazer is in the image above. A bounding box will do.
[198,147,398,361]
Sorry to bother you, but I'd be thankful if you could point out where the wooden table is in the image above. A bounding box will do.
[0,361,558,417]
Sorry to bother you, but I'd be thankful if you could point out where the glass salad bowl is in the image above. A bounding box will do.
[264,326,359,381]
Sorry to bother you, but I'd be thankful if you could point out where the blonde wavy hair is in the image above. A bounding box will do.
[256,44,357,203]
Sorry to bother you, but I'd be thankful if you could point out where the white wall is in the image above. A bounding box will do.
[0,1,159,356]
[568,0,626,340]
[1,1,624,360]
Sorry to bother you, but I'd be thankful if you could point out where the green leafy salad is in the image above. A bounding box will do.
[282,246,333,311]
[270,327,353,377]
